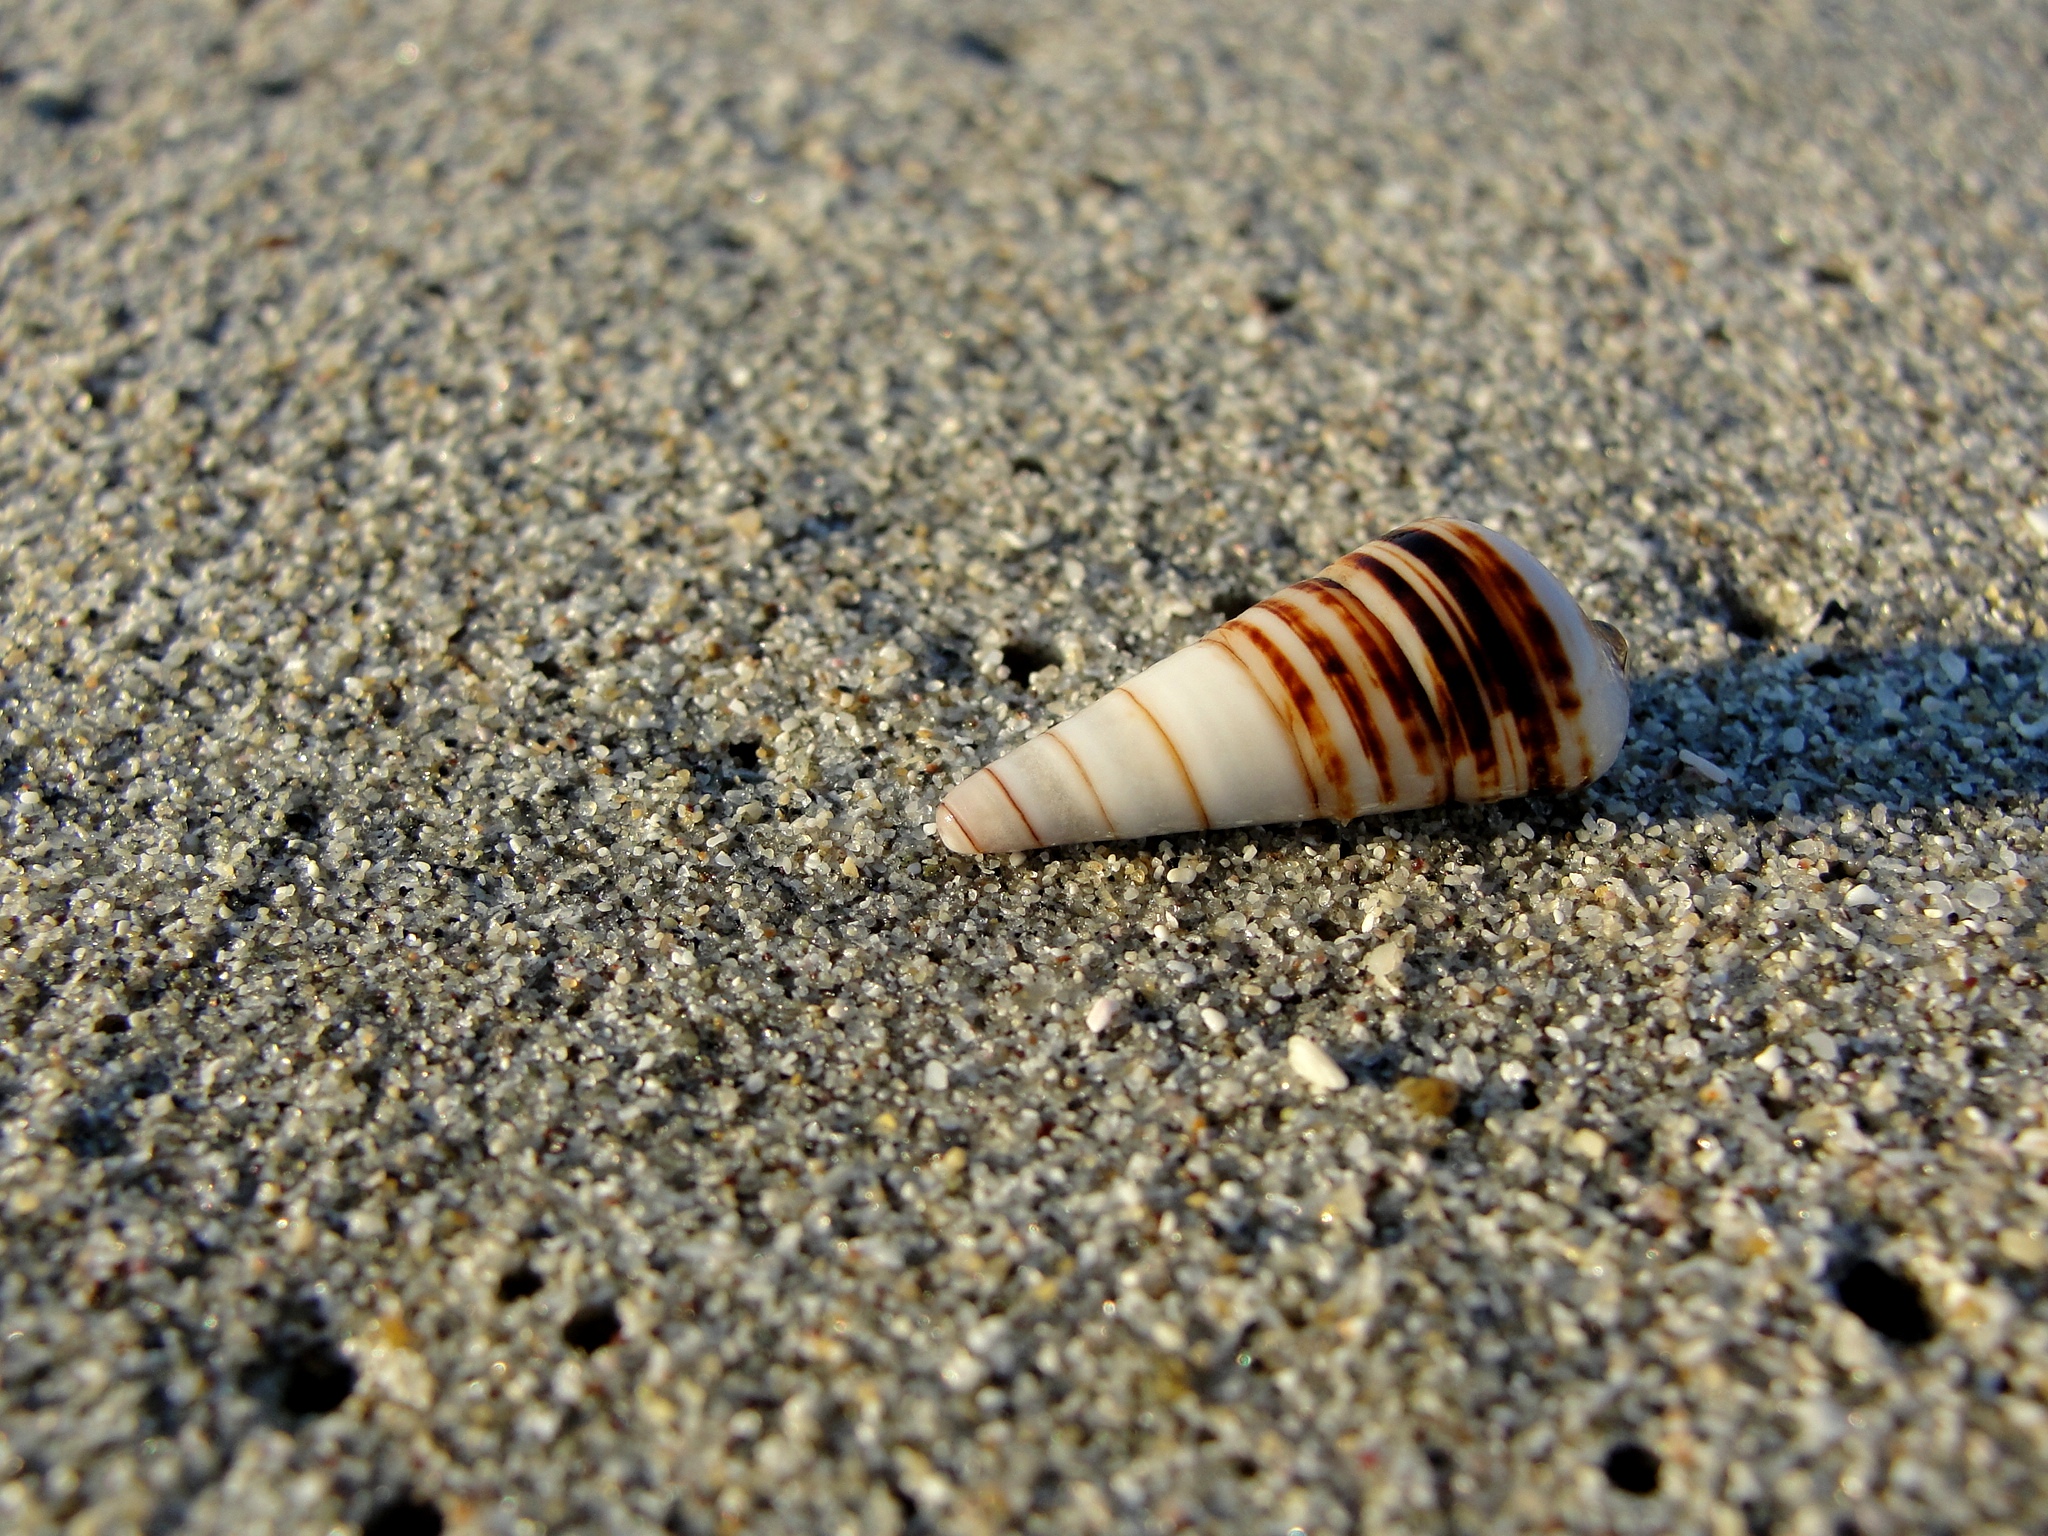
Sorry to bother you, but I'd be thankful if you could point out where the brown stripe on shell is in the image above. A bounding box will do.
[1341,550,1503,795]
[1045,727,1115,838]
[983,764,1043,847]
[1375,530,1532,793]
[1268,583,1390,807]
[1442,521,1596,784]
[1211,622,1350,817]
[1298,577,1449,803]
[1115,685,1211,829]
[1385,524,1585,791]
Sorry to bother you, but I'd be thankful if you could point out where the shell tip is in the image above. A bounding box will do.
[934,801,980,856]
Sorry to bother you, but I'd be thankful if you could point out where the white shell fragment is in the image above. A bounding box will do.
[936,518,1630,853]
[1287,1034,1350,1093]
[1677,748,1733,785]
[1364,940,1406,981]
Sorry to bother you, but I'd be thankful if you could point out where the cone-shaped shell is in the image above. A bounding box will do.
[935,518,1629,854]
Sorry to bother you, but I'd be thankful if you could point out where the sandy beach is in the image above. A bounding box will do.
[2,2,2046,1530]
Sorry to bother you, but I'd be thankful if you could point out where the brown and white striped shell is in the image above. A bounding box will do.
[935,517,1630,854]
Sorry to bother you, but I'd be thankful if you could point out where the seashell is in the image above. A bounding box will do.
[935,517,1629,853]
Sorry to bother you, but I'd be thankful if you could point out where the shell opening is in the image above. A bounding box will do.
[1590,620,1630,675]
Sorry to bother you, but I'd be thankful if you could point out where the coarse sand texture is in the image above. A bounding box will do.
[2,2,2047,1533]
